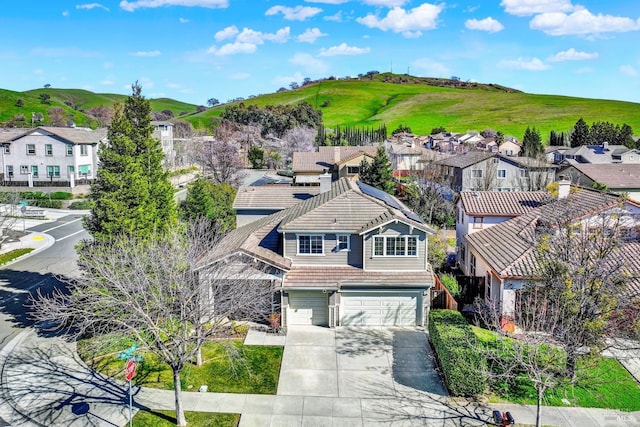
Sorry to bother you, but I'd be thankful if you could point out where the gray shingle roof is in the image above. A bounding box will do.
[561,163,640,190]
[292,146,378,173]
[37,126,107,144]
[233,185,320,209]
[466,188,623,278]
[434,151,496,168]
[459,191,550,216]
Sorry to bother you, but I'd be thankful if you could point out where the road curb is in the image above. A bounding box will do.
[0,232,56,269]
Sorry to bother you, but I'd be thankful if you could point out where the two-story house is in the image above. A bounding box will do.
[291,146,377,185]
[464,181,640,317]
[455,190,550,276]
[0,126,105,185]
[433,152,555,192]
[560,143,640,164]
[151,120,175,168]
[557,163,640,202]
[205,177,435,328]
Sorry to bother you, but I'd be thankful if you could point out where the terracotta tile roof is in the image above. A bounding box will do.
[459,191,550,216]
[283,265,434,289]
[622,242,640,296]
[466,188,623,278]
[561,163,640,190]
[292,146,378,173]
[434,151,496,168]
[233,185,320,209]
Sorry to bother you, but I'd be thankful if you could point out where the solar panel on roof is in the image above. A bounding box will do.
[357,181,424,224]
[402,209,424,223]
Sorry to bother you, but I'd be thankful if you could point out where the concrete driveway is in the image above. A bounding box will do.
[277,326,447,399]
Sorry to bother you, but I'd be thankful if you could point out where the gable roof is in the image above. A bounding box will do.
[501,155,553,169]
[434,151,496,168]
[233,185,321,210]
[459,191,550,216]
[560,163,640,190]
[466,188,625,278]
[5,126,107,145]
[563,144,633,164]
[292,146,378,173]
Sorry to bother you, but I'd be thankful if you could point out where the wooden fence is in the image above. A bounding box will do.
[430,274,459,311]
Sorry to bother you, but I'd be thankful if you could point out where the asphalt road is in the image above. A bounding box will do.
[0,214,89,352]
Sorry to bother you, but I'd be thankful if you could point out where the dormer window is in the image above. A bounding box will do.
[373,235,417,257]
[297,234,324,255]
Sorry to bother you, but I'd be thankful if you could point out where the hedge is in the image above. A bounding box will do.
[429,309,487,396]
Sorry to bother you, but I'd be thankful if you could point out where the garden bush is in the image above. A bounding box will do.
[68,200,94,210]
[440,273,460,298]
[429,309,487,396]
[28,199,62,209]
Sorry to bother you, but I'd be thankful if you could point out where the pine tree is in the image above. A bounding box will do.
[522,126,543,158]
[86,83,177,240]
[570,118,589,147]
[359,145,395,194]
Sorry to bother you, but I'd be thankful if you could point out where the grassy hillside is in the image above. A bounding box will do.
[0,88,199,129]
[189,73,640,140]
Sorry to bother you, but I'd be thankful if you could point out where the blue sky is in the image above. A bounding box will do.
[1,0,639,106]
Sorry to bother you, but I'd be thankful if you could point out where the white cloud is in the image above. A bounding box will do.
[411,58,450,77]
[318,43,370,56]
[356,3,444,38]
[62,11,70,16]
[465,17,504,33]
[166,82,182,89]
[363,0,408,7]
[324,11,343,22]
[265,27,291,43]
[215,25,239,41]
[131,50,161,57]
[304,0,347,3]
[265,5,322,21]
[100,79,115,85]
[464,5,479,13]
[297,28,327,43]
[272,71,305,87]
[500,0,573,17]
[208,42,257,56]
[547,48,598,62]
[289,53,328,73]
[120,0,228,12]
[76,3,110,11]
[620,65,638,77]
[530,8,640,36]
[230,72,251,79]
[234,27,290,44]
[179,17,189,23]
[498,57,549,71]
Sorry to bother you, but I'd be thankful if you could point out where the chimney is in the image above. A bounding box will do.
[319,170,332,193]
[557,176,571,199]
[333,146,341,164]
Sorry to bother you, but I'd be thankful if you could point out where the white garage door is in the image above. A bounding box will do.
[341,292,418,326]
[287,291,328,326]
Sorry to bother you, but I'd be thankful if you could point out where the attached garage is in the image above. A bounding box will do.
[340,292,420,326]
[286,291,328,326]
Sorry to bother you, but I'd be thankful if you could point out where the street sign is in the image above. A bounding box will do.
[125,359,137,381]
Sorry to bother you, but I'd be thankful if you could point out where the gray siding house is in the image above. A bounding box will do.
[205,177,435,328]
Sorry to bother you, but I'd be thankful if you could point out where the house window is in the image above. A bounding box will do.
[497,169,506,179]
[298,235,323,255]
[473,217,483,229]
[20,165,28,175]
[80,145,88,156]
[471,169,483,178]
[336,234,350,251]
[26,144,36,155]
[492,158,500,164]
[46,165,60,178]
[470,254,476,276]
[45,144,53,156]
[486,273,492,299]
[6,165,13,178]
[346,166,359,175]
[78,165,91,177]
[31,165,38,178]
[3,145,10,154]
[66,145,73,156]
[373,236,418,257]
[519,169,529,178]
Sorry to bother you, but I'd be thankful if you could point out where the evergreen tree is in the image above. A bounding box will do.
[618,124,636,148]
[570,118,589,147]
[86,83,177,240]
[521,126,543,158]
[181,178,236,233]
[359,145,395,194]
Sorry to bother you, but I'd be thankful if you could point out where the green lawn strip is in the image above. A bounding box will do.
[0,248,34,265]
[79,337,283,394]
[132,409,239,427]
[471,326,640,411]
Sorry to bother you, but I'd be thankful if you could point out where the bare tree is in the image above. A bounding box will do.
[404,170,456,228]
[48,107,66,126]
[195,138,246,186]
[0,192,20,248]
[86,105,114,127]
[29,220,275,427]
[280,126,315,165]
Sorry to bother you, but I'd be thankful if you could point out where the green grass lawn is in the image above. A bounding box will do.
[79,337,283,394]
[0,248,34,265]
[133,409,239,427]
[471,326,640,411]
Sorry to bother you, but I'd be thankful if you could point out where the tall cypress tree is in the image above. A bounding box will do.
[359,145,395,194]
[522,126,543,158]
[86,83,177,240]
[570,118,589,147]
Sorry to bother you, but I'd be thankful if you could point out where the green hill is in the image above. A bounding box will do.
[190,73,640,140]
[2,73,639,141]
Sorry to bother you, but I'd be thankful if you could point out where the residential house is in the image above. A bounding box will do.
[455,190,550,276]
[476,138,498,153]
[560,143,640,164]
[385,141,452,177]
[0,126,106,185]
[291,146,377,185]
[464,181,640,316]
[545,145,571,164]
[432,152,555,192]
[233,184,321,227]
[557,163,640,202]
[203,177,435,328]
[457,132,485,147]
[498,139,522,157]
[151,120,175,168]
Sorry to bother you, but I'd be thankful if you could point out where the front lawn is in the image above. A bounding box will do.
[471,326,640,411]
[133,409,239,427]
[0,248,34,265]
[78,335,283,394]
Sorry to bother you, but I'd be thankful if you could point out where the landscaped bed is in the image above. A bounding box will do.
[133,409,239,427]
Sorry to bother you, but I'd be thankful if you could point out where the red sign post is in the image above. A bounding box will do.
[125,359,137,381]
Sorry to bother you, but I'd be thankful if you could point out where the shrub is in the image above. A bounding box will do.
[440,273,460,298]
[49,192,73,200]
[429,309,487,396]
[68,200,94,210]
[29,199,62,209]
